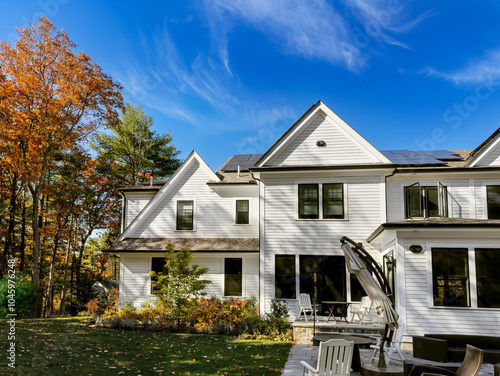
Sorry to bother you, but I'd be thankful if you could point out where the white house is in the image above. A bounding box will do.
[106,101,500,340]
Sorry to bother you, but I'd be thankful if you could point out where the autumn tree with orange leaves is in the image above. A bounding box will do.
[0,17,123,285]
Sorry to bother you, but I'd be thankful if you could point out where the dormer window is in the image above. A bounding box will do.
[405,182,448,218]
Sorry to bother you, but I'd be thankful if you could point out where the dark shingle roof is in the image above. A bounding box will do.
[105,238,260,252]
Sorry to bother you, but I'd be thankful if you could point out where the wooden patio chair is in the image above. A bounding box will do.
[297,293,317,322]
[350,296,372,324]
[408,344,484,376]
[370,324,406,365]
[301,339,354,376]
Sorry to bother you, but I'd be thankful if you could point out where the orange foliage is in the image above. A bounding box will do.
[0,16,123,186]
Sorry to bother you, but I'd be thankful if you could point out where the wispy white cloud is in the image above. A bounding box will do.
[205,0,367,71]
[114,21,297,136]
[204,0,430,72]
[348,0,435,49]
[423,49,500,86]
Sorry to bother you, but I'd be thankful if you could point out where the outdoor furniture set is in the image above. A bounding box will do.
[413,334,500,364]
[297,293,375,324]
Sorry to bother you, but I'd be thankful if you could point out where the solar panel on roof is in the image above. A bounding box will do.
[222,154,264,171]
[380,150,462,165]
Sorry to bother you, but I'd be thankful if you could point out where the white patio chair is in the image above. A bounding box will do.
[297,293,317,322]
[370,323,406,365]
[301,339,354,376]
[350,296,372,324]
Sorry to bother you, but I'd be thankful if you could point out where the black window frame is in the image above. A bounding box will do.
[323,183,344,219]
[486,186,500,219]
[224,258,242,297]
[405,182,448,219]
[176,200,194,230]
[431,248,470,307]
[475,248,500,308]
[275,255,296,299]
[298,184,319,219]
[298,183,345,220]
[151,257,167,294]
[235,199,250,224]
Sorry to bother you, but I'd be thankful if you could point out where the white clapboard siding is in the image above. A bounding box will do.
[475,178,500,219]
[473,136,500,166]
[130,162,259,239]
[120,256,151,307]
[120,253,260,308]
[262,174,384,315]
[268,114,380,166]
[125,192,157,228]
[404,248,500,336]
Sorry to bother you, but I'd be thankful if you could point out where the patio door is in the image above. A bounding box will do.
[299,255,346,314]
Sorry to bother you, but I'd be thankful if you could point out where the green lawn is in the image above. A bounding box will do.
[0,317,293,376]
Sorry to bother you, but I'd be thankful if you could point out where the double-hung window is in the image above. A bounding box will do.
[431,248,469,307]
[176,200,194,230]
[235,199,250,224]
[475,249,500,308]
[298,183,344,219]
[405,182,448,218]
[486,186,500,219]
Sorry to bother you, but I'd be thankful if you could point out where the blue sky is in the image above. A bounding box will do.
[2,0,500,170]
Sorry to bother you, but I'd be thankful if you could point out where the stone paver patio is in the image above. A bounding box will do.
[281,343,495,376]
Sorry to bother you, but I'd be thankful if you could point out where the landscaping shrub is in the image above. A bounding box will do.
[0,271,40,318]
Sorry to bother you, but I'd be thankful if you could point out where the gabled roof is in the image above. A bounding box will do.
[254,101,392,168]
[117,151,219,241]
[467,126,500,167]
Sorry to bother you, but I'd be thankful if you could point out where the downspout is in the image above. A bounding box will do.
[384,168,397,223]
[251,171,265,316]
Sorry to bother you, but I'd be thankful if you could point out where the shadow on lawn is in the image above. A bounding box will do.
[0,317,292,376]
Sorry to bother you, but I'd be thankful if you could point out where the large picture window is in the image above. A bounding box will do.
[275,255,296,299]
[298,183,344,219]
[486,186,500,219]
[405,182,448,218]
[176,200,194,230]
[432,248,469,307]
[224,258,242,296]
[475,249,500,308]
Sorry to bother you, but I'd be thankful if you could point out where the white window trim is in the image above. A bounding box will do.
[295,181,348,221]
[233,197,252,226]
[481,181,500,219]
[174,198,197,231]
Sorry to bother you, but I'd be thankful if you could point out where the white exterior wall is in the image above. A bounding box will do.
[119,252,260,308]
[124,191,157,228]
[387,231,500,341]
[129,162,259,239]
[261,171,386,317]
[268,114,380,166]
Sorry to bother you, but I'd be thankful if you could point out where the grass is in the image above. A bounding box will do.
[0,317,293,376]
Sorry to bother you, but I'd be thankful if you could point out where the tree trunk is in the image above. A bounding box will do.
[29,184,41,285]
[44,232,60,317]
[59,215,73,315]
[19,189,27,271]
[1,176,18,275]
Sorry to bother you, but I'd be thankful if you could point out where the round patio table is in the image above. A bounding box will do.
[312,334,372,372]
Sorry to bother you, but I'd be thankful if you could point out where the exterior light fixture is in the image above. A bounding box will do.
[409,245,423,253]
[316,140,326,147]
